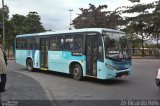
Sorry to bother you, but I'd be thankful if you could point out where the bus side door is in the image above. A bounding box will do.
[40,38,49,69]
[86,35,98,76]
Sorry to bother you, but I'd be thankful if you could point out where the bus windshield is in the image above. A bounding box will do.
[103,31,131,61]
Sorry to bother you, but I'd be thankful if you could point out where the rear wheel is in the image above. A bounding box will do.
[72,64,83,80]
[26,59,34,72]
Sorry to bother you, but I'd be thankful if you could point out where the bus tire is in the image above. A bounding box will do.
[72,64,83,80]
[26,59,34,72]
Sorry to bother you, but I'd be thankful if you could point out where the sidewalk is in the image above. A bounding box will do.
[0,71,52,106]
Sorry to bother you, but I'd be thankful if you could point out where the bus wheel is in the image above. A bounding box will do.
[72,64,83,80]
[26,59,34,72]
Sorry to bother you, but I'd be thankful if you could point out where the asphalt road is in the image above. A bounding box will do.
[1,59,160,106]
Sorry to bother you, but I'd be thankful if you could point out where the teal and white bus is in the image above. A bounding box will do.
[15,28,132,80]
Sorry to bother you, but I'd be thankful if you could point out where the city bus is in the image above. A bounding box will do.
[15,28,132,80]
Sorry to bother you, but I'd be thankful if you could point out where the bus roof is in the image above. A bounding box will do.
[16,28,125,38]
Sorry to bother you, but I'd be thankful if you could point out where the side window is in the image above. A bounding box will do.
[16,38,20,49]
[65,36,74,50]
[74,35,83,51]
[57,36,64,50]
[19,38,25,49]
[16,37,38,50]
[26,38,32,49]
[50,36,63,50]
[98,37,104,61]
[64,34,83,51]
[50,37,57,50]
[32,38,38,49]
[25,38,37,50]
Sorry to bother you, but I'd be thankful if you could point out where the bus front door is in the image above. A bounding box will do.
[40,38,49,69]
[86,36,98,77]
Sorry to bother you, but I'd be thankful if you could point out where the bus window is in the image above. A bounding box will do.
[26,38,32,49]
[32,38,38,50]
[50,37,57,50]
[50,36,63,51]
[16,38,20,49]
[57,36,64,50]
[25,38,37,50]
[64,34,83,51]
[74,35,83,51]
[65,36,74,50]
[18,38,25,49]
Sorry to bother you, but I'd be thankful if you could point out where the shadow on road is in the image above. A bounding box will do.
[84,77,129,85]
[19,68,130,85]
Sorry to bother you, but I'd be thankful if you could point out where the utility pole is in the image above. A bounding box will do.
[69,9,73,30]
[2,0,5,51]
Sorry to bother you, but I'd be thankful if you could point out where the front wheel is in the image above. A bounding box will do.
[26,59,34,72]
[72,64,83,80]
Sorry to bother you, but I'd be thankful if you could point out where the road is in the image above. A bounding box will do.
[1,59,160,105]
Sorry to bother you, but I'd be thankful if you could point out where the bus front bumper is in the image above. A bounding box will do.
[115,71,129,77]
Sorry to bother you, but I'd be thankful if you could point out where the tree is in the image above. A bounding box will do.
[24,11,45,33]
[73,4,107,28]
[10,11,45,35]
[0,5,9,44]
[72,3,124,29]
[0,5,15,58]
[149,1,160,56]
[122,2,154,56]
[1,10,45,58]
[123,23,141,55]
[0,5,9,21]
[10,14,26,35]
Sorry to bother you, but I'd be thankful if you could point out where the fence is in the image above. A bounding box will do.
[131,48,160,56]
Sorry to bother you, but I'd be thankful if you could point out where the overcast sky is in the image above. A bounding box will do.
[4,0,154,31]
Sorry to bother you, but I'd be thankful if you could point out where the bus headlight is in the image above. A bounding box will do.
[105,63,115,70]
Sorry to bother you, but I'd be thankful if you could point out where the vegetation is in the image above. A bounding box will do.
[72,3,125,29]
[0,5,45,58]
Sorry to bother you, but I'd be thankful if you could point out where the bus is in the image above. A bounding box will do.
[15,28,132,80]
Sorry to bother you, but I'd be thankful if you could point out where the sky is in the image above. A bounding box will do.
[4,0,154,31]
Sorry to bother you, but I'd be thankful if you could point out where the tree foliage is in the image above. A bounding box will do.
[0,5,9,44]
[24,12,45,33]
[72,3,124,29]
[122,1,160,56]
[0,5,45,56]
[10,11,45,36]
[0,5,9,21]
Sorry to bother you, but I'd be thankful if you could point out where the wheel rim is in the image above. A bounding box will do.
[27,60,32,71]
[73,67,79,77]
